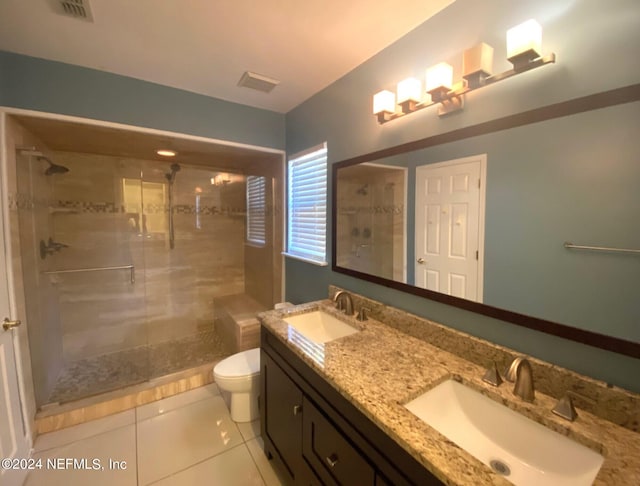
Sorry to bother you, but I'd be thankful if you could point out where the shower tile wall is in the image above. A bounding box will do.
[336,168,405,281]
[49,152,247,362]
[50,153,147,362]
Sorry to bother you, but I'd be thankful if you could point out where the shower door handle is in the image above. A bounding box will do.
[3,318,22,331]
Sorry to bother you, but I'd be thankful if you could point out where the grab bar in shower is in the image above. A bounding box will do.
[43,264,135,283]
[564,242,640,255]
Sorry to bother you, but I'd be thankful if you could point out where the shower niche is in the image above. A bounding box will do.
[6,115,284,407]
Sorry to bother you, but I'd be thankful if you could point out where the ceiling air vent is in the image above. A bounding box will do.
[58,0,94,21]
[237,71,280,93]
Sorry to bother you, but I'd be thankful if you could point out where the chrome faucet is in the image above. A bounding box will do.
[332,290,354,316]
[504,357,535,402]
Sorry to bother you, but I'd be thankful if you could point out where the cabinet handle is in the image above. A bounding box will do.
[293,404,302,415]
[325,453,339,468]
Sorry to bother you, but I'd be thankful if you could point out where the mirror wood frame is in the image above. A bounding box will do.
[331,84,640,359]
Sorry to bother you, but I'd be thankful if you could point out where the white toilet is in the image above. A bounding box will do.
[213,348,260,422]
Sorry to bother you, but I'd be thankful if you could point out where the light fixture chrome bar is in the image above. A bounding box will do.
[482,53,556,85]
[564,242,640,255]
[377,53,556,124]
[44,264,135,283]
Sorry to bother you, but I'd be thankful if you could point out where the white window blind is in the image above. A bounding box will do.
[286,143,328,265]
[246,175,266,245]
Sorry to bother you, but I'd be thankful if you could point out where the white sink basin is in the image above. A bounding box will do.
[283,310,359,344]
[404,380,604,486]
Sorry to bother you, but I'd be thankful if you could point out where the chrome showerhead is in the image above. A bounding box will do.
[165,163,181,183]
[38,156,70,176]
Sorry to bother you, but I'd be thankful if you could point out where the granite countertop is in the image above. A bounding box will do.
[259,300,640,486]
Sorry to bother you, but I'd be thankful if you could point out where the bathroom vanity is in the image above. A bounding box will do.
[260,323,442,485]
[259,296,640,486]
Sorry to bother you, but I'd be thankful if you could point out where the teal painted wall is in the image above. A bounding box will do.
[284,0,640,391]
[0,51,285,150]
[393,102,639,342]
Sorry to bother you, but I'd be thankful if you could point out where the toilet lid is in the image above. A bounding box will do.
[214,348,260,378]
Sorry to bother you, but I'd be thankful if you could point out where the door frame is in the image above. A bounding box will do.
[415,154,487,302]
[0,109,33,482]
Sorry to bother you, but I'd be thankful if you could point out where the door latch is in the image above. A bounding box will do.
[3,318,22,331]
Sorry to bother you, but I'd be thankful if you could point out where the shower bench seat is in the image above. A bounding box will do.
[213,294,267,353]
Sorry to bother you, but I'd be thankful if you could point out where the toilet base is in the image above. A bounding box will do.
[230,391,259,422]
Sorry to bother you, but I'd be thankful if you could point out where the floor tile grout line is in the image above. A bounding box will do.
[33,417,136,454]
[136,392,223,425]
[35,385,220,453]
[245,436,269,486]
[143,442,249,486]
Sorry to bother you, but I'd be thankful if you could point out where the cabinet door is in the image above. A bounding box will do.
[303,396,376,486]
[262,350,305,482]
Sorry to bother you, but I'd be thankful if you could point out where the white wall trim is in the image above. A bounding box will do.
[0,110,34,449]
[0,106,286,156]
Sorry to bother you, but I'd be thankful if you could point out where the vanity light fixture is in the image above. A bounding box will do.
[425,62,453,101]
[397,77,422,113]
[425,62,464,115]
[507,19,542,71]
[463,42,494,89]
[373,90,397,123]
[373,19,555,124]
[156,149,176,157]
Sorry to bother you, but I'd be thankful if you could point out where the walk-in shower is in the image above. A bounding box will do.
[7,118,283,409]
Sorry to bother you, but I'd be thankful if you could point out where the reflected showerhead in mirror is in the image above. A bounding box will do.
[37,156,70,176]
[165,163,181,183]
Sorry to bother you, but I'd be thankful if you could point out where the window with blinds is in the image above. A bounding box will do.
[246,175,266,245]
[286,143,328,265]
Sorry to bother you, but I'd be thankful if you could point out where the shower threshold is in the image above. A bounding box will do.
[35,361,221,435]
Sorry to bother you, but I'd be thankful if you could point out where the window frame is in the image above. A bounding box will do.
[284,143,328,266]
[246,175,267,246]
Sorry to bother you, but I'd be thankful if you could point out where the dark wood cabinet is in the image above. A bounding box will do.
[302,396,375,485]
[261,350,305,482]
[260,326,444,486]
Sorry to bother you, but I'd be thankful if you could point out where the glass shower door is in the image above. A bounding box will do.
[23,152,151,405]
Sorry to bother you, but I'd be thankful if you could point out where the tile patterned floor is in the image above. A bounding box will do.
[49,327,231,404]
[27,384,285,486]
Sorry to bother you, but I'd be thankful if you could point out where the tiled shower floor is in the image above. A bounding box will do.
[48,327,231,404]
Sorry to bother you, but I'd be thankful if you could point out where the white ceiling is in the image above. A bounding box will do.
[0,0,454,113]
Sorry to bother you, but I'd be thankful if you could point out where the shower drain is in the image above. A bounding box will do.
[489,459,511,476]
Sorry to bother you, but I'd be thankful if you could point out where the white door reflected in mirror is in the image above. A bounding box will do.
[415,155,486,302]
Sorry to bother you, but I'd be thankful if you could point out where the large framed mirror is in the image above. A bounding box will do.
[332,86,640,357]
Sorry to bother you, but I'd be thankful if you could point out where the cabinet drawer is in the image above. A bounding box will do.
[302,396,375,486]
